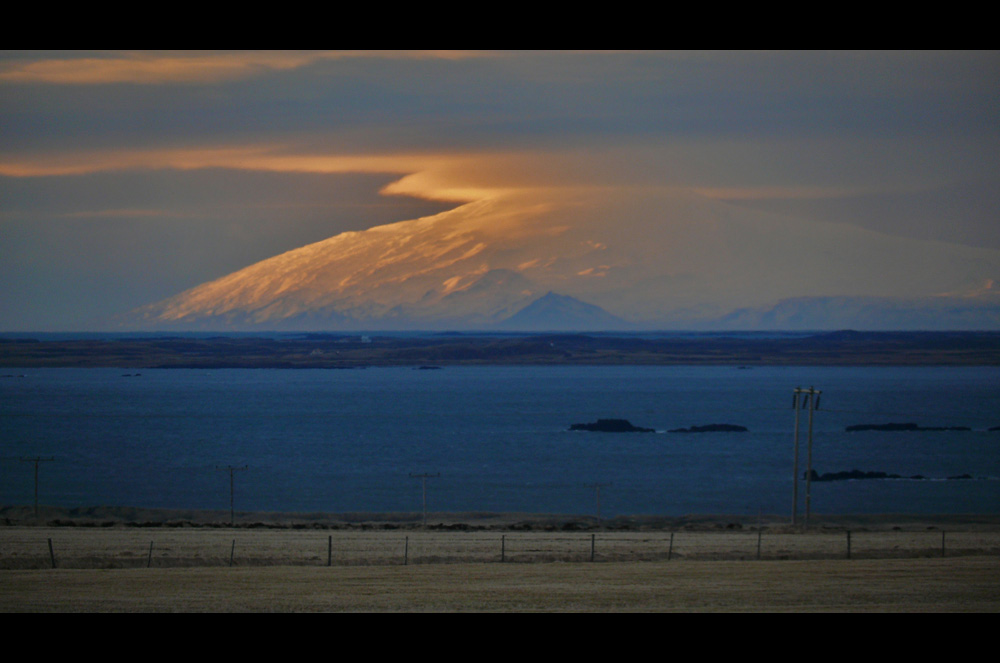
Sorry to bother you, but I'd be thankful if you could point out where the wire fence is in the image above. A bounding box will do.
[2,527,999,569]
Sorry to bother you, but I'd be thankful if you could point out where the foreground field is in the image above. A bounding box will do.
[3,557,998,612]
[3,511,998,611]
[3,525,1000,568]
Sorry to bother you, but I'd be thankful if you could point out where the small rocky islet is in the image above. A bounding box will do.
[846,422,972,432]
[568,419,748,433]
[568,419,655,433]
[807,469,975,482]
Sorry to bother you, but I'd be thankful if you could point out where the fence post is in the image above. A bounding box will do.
[404,536,408,566]
[229,539,235,567]
[941,530,946,558]
[147,541,154,568]
[757,530,762,560]
[48,538,56,569]
[846,530,851,559]
[501,535,505,563]
[590,533,596,562]
[668,532,674,561]
[328,535,332,567]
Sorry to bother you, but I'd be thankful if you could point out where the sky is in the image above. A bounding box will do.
[2,50,999,331]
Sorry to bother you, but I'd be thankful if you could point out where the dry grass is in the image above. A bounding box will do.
[3,527,999,569]
[2,519,999,611]
[3,557,998,612]
[3,509,999,611]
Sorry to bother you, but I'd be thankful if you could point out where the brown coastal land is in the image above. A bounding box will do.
[2,507,999,611]
[3,330,1000,368]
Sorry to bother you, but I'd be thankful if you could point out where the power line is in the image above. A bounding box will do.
[215,465,248,525]
[20,456,54,519]
[409,472,440,527]
[589,482,612,521]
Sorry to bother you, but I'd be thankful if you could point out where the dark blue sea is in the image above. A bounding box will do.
[2,365,999,517]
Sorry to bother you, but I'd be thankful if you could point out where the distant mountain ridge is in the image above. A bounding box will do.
[716,294,1000,331]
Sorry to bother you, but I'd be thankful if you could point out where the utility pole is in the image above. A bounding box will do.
[791,388,802,525]
[409,472,440,526]
[20,456,54,519]
[791,387,821,526]
[590,482,612,521]
[804,386,821,525]
[216,465,248,525]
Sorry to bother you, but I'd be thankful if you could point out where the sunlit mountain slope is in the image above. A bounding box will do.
[127,187,1000,330]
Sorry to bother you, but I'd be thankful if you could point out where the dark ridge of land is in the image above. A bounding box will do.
[846,422,974,432]
[2,330,1000,368]
[3,505,1000,532]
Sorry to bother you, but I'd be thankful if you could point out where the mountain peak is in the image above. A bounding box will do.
[498,292,633,331]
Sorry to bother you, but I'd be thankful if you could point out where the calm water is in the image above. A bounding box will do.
[2,365,999,517]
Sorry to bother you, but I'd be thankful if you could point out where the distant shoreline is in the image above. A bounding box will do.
[2,330,1000,368]
[3,505,999,532]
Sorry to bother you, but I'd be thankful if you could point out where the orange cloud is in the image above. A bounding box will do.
[0,144,566,204]
[0,139,881,214]
[0,51,495,85]
[0,145,430,177]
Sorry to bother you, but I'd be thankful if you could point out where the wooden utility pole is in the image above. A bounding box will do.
[791,386,821,526]
[590,482,612,521]
[804,386,821,525]
[792,388,802,525]
[216,465,248,525]
[409,472,440,526]
[20,456,54,519]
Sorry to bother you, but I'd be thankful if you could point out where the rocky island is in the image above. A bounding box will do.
[846,422,972,432]
[807,469,975,481]
[569,419,655,433]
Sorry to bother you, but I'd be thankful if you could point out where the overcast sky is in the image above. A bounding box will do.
[2,50,998,331]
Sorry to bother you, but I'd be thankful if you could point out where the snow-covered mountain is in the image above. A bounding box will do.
[124,188,1000,331]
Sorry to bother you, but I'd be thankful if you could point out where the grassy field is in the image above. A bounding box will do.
[3,557,998,612]
[2,512,999,611]
[3,526,1000,568]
